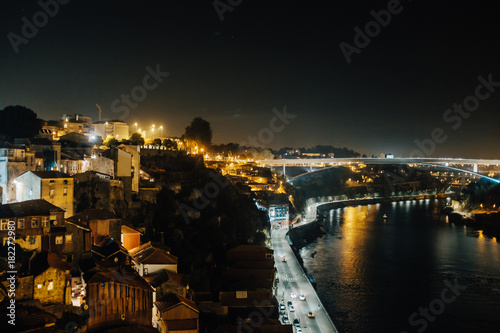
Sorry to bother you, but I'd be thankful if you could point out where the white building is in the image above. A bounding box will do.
[93,121,129,141]
[0,143,38,203]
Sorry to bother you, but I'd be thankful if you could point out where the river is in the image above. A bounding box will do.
[299,199,500,333]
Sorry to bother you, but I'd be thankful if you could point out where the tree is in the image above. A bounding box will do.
[163,138,178,150]
[153,138,162,146]
[129,132,145,145]
[184,117,212,148]
[104,136,119,148]
[0,105,42,139]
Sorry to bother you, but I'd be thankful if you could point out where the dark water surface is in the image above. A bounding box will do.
[300,199,500,333]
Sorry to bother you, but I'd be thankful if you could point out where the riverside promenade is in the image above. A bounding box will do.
[271,220,339,333]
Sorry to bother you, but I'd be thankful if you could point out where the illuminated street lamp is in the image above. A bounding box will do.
[160,125,163,137]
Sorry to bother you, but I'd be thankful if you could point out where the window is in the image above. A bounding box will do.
[42,217,49,228]
[65,234,72,243]
[18,219,24,229]
[55,236,63,244]
[64,180,68,185]
[37,284,42,289]
[265,253,273,259]
[1,219,8,230]
[49,189,54,198]
[47,280,54,290]
[63,188,67,196]
[31,218,39,228]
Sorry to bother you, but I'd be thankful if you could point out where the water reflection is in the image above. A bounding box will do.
[301,199,500,333]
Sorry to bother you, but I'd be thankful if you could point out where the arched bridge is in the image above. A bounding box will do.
[256,157,500,183]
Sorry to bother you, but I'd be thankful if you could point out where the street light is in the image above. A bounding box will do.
[160,125,163,137]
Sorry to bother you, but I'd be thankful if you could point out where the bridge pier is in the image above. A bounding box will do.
[473,164,478,173]
[310,163,313,172]
[283,163,286,177]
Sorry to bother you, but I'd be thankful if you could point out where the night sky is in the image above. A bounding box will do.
[1,1,500,158]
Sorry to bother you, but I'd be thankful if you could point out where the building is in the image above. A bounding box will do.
[31,251,72,305]
[221,245,278,322]
[121,225,141,251]
[85,266,153,330]
[118,144,141,192]
[0,199,65,253]
[0,142,38,203]
[154,293,199,333]
[93,121,129,141]
[129,241,178,276]
[15,171,74,217]
[66,209,122,246]
[30,139,62,171]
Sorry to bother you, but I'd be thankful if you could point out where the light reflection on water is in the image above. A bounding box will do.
[300,200,500,333]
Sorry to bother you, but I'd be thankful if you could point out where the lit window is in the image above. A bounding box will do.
[31,218,39,228]
[65,234,72,243]
[49,189,55,198]
[42,217,49,228]
[55,236,63,245]
[37,284,42,289]
[63,188,67,196]
[18,219,24,229]
[0,219,8,230]
[47,280,54,290]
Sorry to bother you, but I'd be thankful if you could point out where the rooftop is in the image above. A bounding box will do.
[155,293,198,313]
[0,199,64,218]
[130,242,177,265]
[67,208,119,223]
[27,171,71,179]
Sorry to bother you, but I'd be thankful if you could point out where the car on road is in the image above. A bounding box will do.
[280,303,286,310]
[291,292,296,298]
[287,301,292,306]
[296,328,302,333]
[282,315,290,324]
[289,305,295,312]
[307,312,315,318]
[282,257,286,262]
[299,294,306,301]
[293,318,300,326]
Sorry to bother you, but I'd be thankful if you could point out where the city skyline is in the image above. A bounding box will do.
[1,1,500,157]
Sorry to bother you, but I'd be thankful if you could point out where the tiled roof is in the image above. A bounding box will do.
[128,241,171,256]
[29,171,71,179]
[30,251,71,277]
[67,209,119,222]
[155,293,198,313]
[0,199,64,218]
[131,243,178,265]
[92,237,128,259]
[87,267,152,290]
[121,225,141,234]
[143,269,189,288]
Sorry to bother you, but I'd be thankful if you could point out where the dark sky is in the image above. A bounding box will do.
[1,1,500,158]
